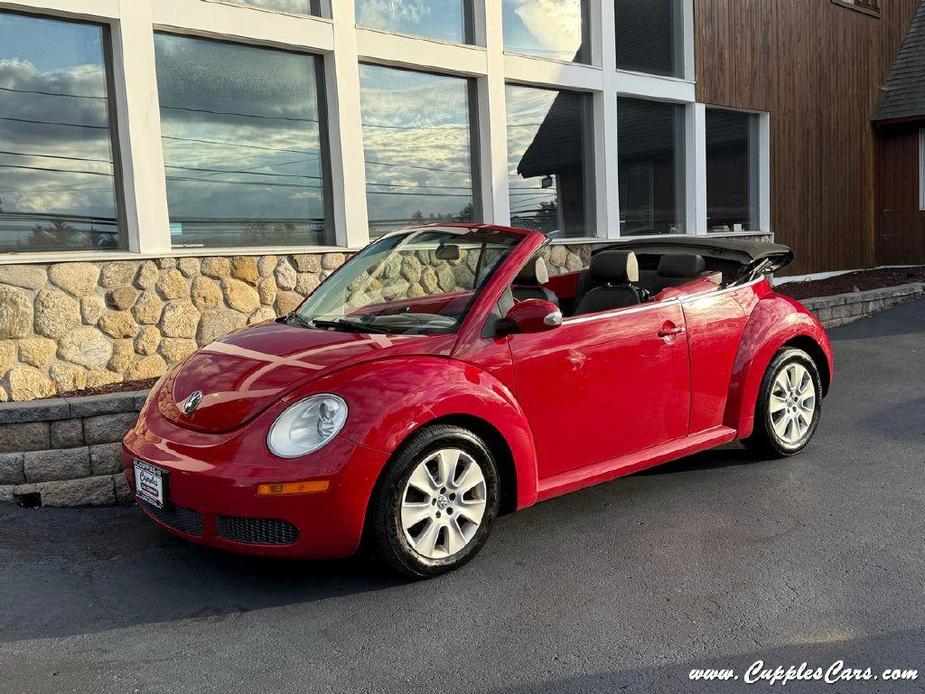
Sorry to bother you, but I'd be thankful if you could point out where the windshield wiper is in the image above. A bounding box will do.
[310,318,396,334]
[284,312,314,329]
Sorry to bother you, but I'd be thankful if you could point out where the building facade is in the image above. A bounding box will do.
[0,0,918,401]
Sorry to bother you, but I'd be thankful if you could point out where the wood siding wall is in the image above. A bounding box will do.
[877,124,925,264]
[695,0,920,275]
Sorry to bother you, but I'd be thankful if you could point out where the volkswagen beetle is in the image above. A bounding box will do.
[123,224,833,577]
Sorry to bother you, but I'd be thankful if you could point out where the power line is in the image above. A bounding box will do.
[362,122,469,131]
[365,159,470,175]
[162,134,319,156]
[0,149,113,166]
[165,175,321,189]
[0,115,109,130]
[0,162,113,177]
[160,104,319,123]
[164,163,322,180]
[0,85,107,100]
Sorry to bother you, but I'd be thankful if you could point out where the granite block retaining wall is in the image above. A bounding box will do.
[0,390,147,507]
[799,282,925,328]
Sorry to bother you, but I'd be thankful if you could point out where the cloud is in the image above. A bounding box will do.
[0,58,116,224]
[356,0,431,30]
[507,0,583,60]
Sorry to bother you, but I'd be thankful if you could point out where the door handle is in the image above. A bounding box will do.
[658,325,687,338]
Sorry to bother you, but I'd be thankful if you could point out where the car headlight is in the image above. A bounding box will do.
[267,394,348,459]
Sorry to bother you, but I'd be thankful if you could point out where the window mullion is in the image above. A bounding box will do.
[599,0,620,239]
[327,1,369,248]
[112,1,171,254]
[479,0,510,226]
[687,102,707,235]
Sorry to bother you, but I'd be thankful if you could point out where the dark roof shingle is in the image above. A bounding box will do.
[874,0,925,122]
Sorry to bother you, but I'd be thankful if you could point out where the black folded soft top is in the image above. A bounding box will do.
[590,236,794,281]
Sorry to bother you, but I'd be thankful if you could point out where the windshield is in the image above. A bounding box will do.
[294,227,523,335]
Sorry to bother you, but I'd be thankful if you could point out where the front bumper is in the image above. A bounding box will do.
[122,418,390,559]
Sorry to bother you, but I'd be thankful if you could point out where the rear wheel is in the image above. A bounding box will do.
[368,424,500,578]
[744,348,822,458]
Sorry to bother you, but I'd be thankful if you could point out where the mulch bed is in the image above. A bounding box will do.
[53,378,159,400]
[776,266,925,300]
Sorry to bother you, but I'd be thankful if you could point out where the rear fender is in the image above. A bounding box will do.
[319,356,540,510]
[724,294,833,439]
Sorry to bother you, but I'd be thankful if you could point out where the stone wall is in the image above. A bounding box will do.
[0,389,146,507]
[0,245,591,402]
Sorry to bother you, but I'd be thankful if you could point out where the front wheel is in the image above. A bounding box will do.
[744,348,823,458]
[368,424,500,579]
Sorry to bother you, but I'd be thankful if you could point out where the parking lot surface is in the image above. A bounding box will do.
[1,301,923,694]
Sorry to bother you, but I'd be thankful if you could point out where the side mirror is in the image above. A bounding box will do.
[498,299,563,336]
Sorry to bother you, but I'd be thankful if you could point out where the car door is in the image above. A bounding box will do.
[507,299,691,485]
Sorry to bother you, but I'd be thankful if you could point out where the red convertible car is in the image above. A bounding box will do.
[123,224,832,577]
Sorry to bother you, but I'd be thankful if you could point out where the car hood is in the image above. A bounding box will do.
[156,320,455,434]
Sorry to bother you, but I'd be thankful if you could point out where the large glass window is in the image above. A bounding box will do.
[617,98,685,236]
[154,35,331,248]
[0,12,121,253]
[359,65,476,238]
[355,0,470,44]
[213,0,328,16]
[503,0,589,63]
[615,0,683,77]
[706,109,760,232]
[507,85,593,238]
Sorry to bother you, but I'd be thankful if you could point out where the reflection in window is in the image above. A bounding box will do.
[707,109,759,232]
[359,65,476,237]
[355,0,469,43]
[503,0,588,63]
[214,0,328,16]
[0,12,120,253]
[154,35,331,248]
[615,0,683,77]
[617,98,685,236]
[507,85,593,238]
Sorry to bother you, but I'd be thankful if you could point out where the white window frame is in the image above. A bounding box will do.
[919,128,925,211]
[0,0,774,265]
[696,105,772,236]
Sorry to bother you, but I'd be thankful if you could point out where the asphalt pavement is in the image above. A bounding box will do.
[1,300,923,694]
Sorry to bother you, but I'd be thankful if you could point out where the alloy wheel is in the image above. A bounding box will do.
[769,362,817,445]
[400,448,487,560]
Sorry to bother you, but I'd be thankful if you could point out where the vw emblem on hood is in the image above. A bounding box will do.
[181,391,203,416]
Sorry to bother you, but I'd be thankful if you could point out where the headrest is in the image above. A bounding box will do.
[657,254,706,279]
[515,256,549,286]
[590,250,639,284]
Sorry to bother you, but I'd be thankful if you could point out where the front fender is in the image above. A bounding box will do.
[724,294,833,439]
[312,356,540,510]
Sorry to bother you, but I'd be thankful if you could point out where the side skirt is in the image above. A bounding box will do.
[535,426,738,503]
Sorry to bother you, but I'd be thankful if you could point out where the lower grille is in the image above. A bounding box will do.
[139,499,204,536]
[216,515,299,546]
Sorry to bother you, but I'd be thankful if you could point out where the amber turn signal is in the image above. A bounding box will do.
[256,480,330,496]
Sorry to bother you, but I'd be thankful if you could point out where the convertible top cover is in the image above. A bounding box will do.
[590,237,794,278]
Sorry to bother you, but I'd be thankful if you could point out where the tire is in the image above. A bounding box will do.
[744,348,823,458]
[368,424,500,579]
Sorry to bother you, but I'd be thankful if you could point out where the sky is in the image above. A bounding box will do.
[0,12,118,250]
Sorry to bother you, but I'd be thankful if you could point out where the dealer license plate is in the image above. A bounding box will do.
[134,460,167,509]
